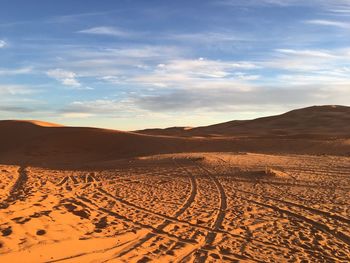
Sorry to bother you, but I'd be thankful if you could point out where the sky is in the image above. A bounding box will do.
[1,0,350,130]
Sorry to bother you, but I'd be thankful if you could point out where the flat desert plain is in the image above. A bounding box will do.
[0,106,350,262]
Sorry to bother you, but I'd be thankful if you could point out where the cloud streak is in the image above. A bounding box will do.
[305,20,350,29]
[0,84,36,95]
[46,68,82,88]
[134,84,350,112]
[0,67,32,75]
[78,26,131,37]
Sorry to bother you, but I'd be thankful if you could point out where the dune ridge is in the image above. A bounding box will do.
[0,105,350,167]
[138,105,350,138]
[1,106,350,262]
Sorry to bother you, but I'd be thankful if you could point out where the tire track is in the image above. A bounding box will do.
[215,157,350,225]
[56,176,68,186]
[97,187,221,234]
[192,164,227,263]
[254,181,350,225]
[248,198,350,247]
[229,179,350,248]
[211,157,350,261]
[109,159,198,260]
[48,193,198,263]
[0,166,28,209]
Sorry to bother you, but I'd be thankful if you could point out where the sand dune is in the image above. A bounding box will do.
[1,106,350,262]
[8,120,63,127]
[0,105,350,168]
[0,121,186,167]
[139,105,350,138]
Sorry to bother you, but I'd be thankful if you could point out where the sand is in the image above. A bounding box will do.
[0,106,350,262]
[0,154,349,262]
[138,105,350,138]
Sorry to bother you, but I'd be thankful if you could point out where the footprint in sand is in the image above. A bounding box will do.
[36,229,46,236]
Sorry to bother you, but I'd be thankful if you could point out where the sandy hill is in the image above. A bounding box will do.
[138,105,350,138]
[0,121,192,167]
[0,106,350,167]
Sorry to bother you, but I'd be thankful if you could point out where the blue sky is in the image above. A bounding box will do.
[1,0,350,130]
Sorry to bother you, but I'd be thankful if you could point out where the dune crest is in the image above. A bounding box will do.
[0,106,350,262]
[0,105,350,168]
[2,120,63,127]
[138,105,350,138]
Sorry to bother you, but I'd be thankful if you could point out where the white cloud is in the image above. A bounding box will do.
[275,49,336,58]
[276,74,350,86]
[305,20,350,29]
[52,46,181,78]
[78,26,130,37]
[0,84,36,95]
[134,84,350,113]
[0,67,32,75]
[131,58,258,90]
[47,68,81,87]
[98,75,124,84]
[219,0,350,9]
[61,112,93,118]
[234,72,261,80]
[168,32,252,43]
[61,99,144,118]
[260,47,350,72]
[0,40,7,48]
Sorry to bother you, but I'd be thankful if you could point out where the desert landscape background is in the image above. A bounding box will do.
[2,0,350,262]
[0,105,350,262]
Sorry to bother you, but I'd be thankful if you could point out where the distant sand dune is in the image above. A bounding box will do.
[0,106,350,168]
[0,106,350,262]
[138,105,350,138]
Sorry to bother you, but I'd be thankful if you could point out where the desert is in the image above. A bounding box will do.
[0,106,350,262]
[2,1,350,261]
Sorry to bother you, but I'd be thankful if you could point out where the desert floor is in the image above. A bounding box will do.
[0,152,350,262]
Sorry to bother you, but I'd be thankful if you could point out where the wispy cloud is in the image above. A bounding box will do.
[217,0,350,17]
[167,32,252,43]
[0,40,7,48]
[0,67,32,75]
[0,84,36,95]
[60,99,142,118]
[134,83,350,113]
[305,19,350,29]
[46,68,82,88]
[218,0,350,9]
[78,26,130,37]
[261,47,350,72]
[0,105,37,113]
[217,0,303,7]
[49,45,182,78]
[275,49,336,58]
[130,58,258,90]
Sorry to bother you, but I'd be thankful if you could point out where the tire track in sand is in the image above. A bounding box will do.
[107,159,198,260]
[0,166,28,209]
[180,163,227,263]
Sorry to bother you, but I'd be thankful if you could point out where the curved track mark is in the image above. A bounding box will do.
[193,164,227,263]
[248,198,350,247]
[0,166,28,209]
[100,159,198,260]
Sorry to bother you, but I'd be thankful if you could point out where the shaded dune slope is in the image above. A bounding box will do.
[0,120,189,166]
[138,105,350,138]
[1,106,350,168]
